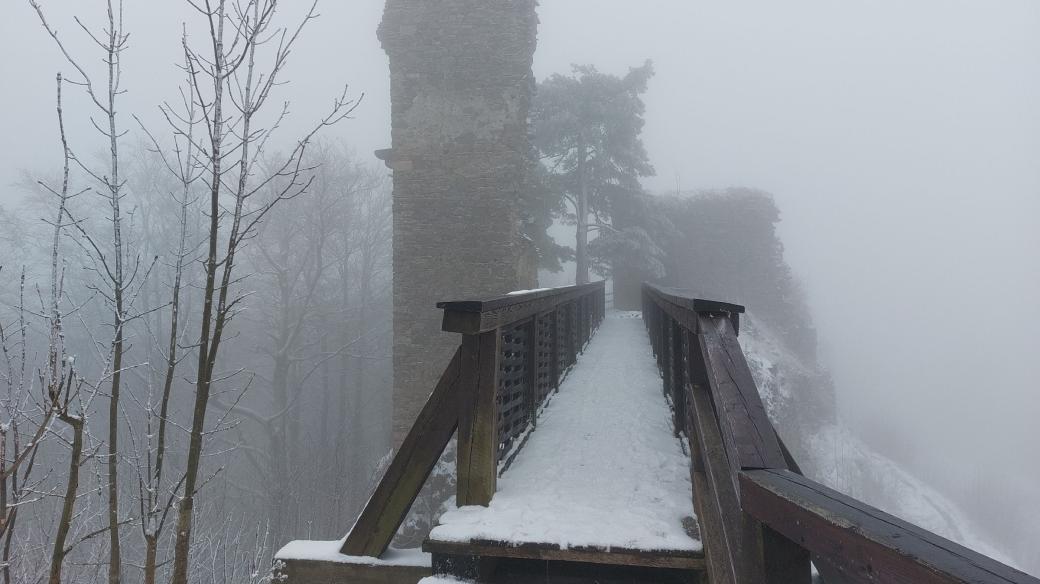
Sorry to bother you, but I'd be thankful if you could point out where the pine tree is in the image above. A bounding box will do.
[532,61,656,285]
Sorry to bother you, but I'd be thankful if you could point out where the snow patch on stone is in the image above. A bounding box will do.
[274,540,430,567]
[507,287,553,295]
[419,577,473,584]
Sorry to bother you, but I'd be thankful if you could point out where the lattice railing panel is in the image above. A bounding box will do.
[535,312,555,403]
[497,322,529,459]
[556,302,570,373]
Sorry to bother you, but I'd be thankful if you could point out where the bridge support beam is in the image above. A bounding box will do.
[272,557,430,584]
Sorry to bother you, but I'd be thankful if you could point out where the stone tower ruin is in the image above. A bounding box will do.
[378,0,539,445]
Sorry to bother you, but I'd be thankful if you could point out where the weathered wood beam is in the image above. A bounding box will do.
[686,329,744,584]
[274,558,431,584]
[740,469,1040,584]
[644,284,744,327]
[687,317,809,583]
[457,330,500,506]
[746,522,811,584]
[697,315,787,471]
[424,539,706,571]
[341,348,464,557]
[643,284,745,313]
[439,282,605,334]
[648,290,701,334]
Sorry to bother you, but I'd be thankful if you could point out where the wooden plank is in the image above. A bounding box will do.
[687,329,810,583]
[432,553,498,582]
[457,330,500,506]
[341,348,463,557]
[685,330,744,584]
[439,282,605,334]
[643,284,744,340]
[643,283,745,316]
[697,315,787,471]
[438,281,604,314]
[423,538,706,571]
[650,291,702,335]
[274,558,431,584]
[739,469,1040,584]
[748,522,811,584]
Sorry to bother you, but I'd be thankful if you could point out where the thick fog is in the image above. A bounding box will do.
[539,0,1040,539]
[1,0,1038,579]
[534,0,1040,567]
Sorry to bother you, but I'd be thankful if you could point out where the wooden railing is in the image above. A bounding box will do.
[341,282,605,558]
[439,282,605,505]
[642,283,1039,584]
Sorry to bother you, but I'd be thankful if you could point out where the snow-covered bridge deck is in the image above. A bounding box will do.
[425,312,702,567]
[276,283,1039,584]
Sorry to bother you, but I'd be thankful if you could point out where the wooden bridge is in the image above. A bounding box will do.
[273,283,1039,584]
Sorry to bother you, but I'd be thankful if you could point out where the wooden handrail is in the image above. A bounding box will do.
[642,283,1039,584]
[740,469,1039,584]
[439,282,605,334]
[452,282,606,505]
[338,283,607,558]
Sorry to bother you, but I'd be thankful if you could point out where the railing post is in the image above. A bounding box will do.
[457,329,500,506]
[745,521,811,584]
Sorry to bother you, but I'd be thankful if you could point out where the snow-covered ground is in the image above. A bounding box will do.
[430,312,700,552]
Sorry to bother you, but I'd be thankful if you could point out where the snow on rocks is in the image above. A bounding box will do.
[430,311,700,552]
[806,424,1014,566]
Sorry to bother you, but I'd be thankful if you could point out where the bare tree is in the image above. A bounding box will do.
[16,3,372,580]
[0,269,51,584]
[130,55,205,584]
[228,143,386,543]
[46,368,85,584]
[245,165,336,542]
[159,2,359,581]
[29,3,136,580]
[35,72,93,584]
[327,158,391,524]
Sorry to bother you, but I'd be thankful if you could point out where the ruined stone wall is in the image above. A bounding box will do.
[379,0,538,446]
